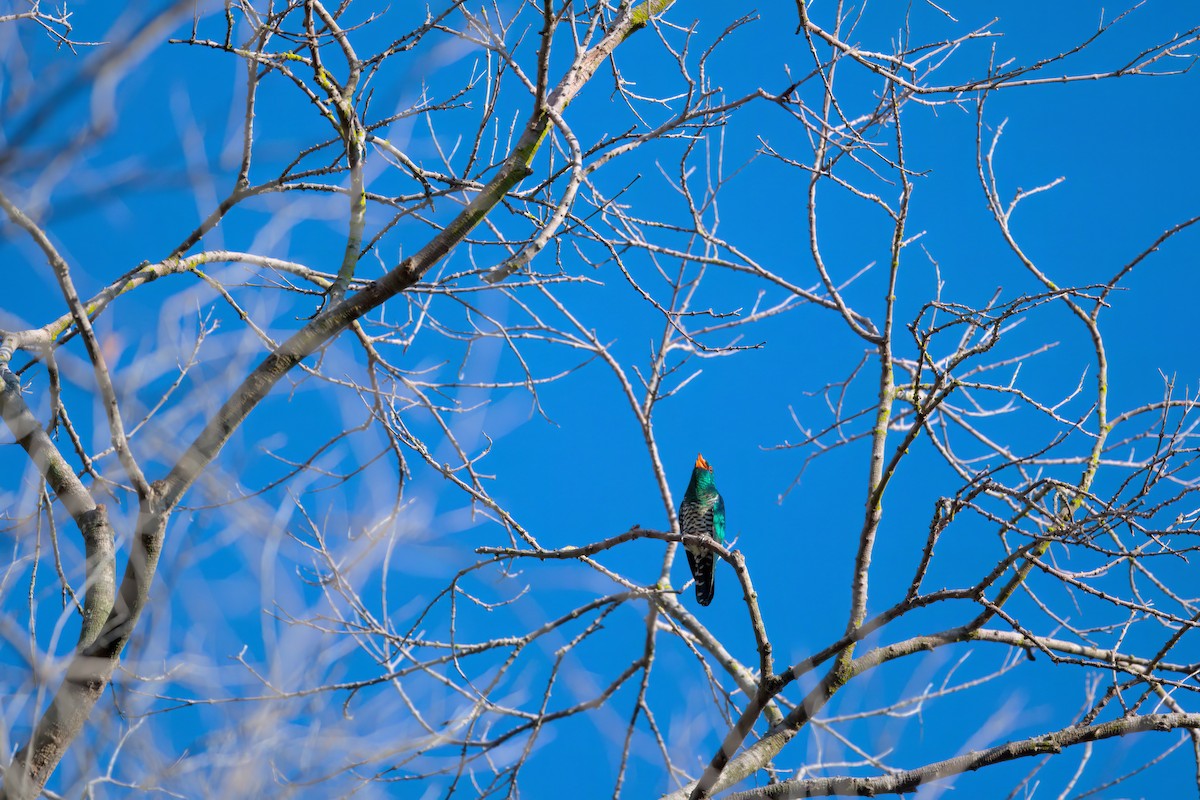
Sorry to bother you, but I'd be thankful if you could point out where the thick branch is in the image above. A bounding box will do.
[724,713,1200,799]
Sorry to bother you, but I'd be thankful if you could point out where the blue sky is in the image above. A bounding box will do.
[3,1,1200,797]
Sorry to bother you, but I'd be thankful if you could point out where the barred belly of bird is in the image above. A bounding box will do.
[678,453,726,606]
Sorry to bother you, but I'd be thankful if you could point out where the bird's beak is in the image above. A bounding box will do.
[695,453,711,470]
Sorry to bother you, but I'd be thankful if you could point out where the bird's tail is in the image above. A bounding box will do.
[686,549,716,606]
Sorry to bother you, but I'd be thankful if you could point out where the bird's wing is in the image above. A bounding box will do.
[712,494,726,544]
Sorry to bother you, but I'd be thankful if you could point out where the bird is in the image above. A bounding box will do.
[679,453,726,606]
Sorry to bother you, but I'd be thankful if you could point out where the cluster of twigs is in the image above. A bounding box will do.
[1,2,1199,798]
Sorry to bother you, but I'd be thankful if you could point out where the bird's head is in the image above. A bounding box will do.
[695,453,712,471]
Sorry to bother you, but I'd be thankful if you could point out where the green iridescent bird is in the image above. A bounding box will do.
[679,453,726,606]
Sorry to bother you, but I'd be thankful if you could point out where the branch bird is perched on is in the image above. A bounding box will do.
[679,453,726,606]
